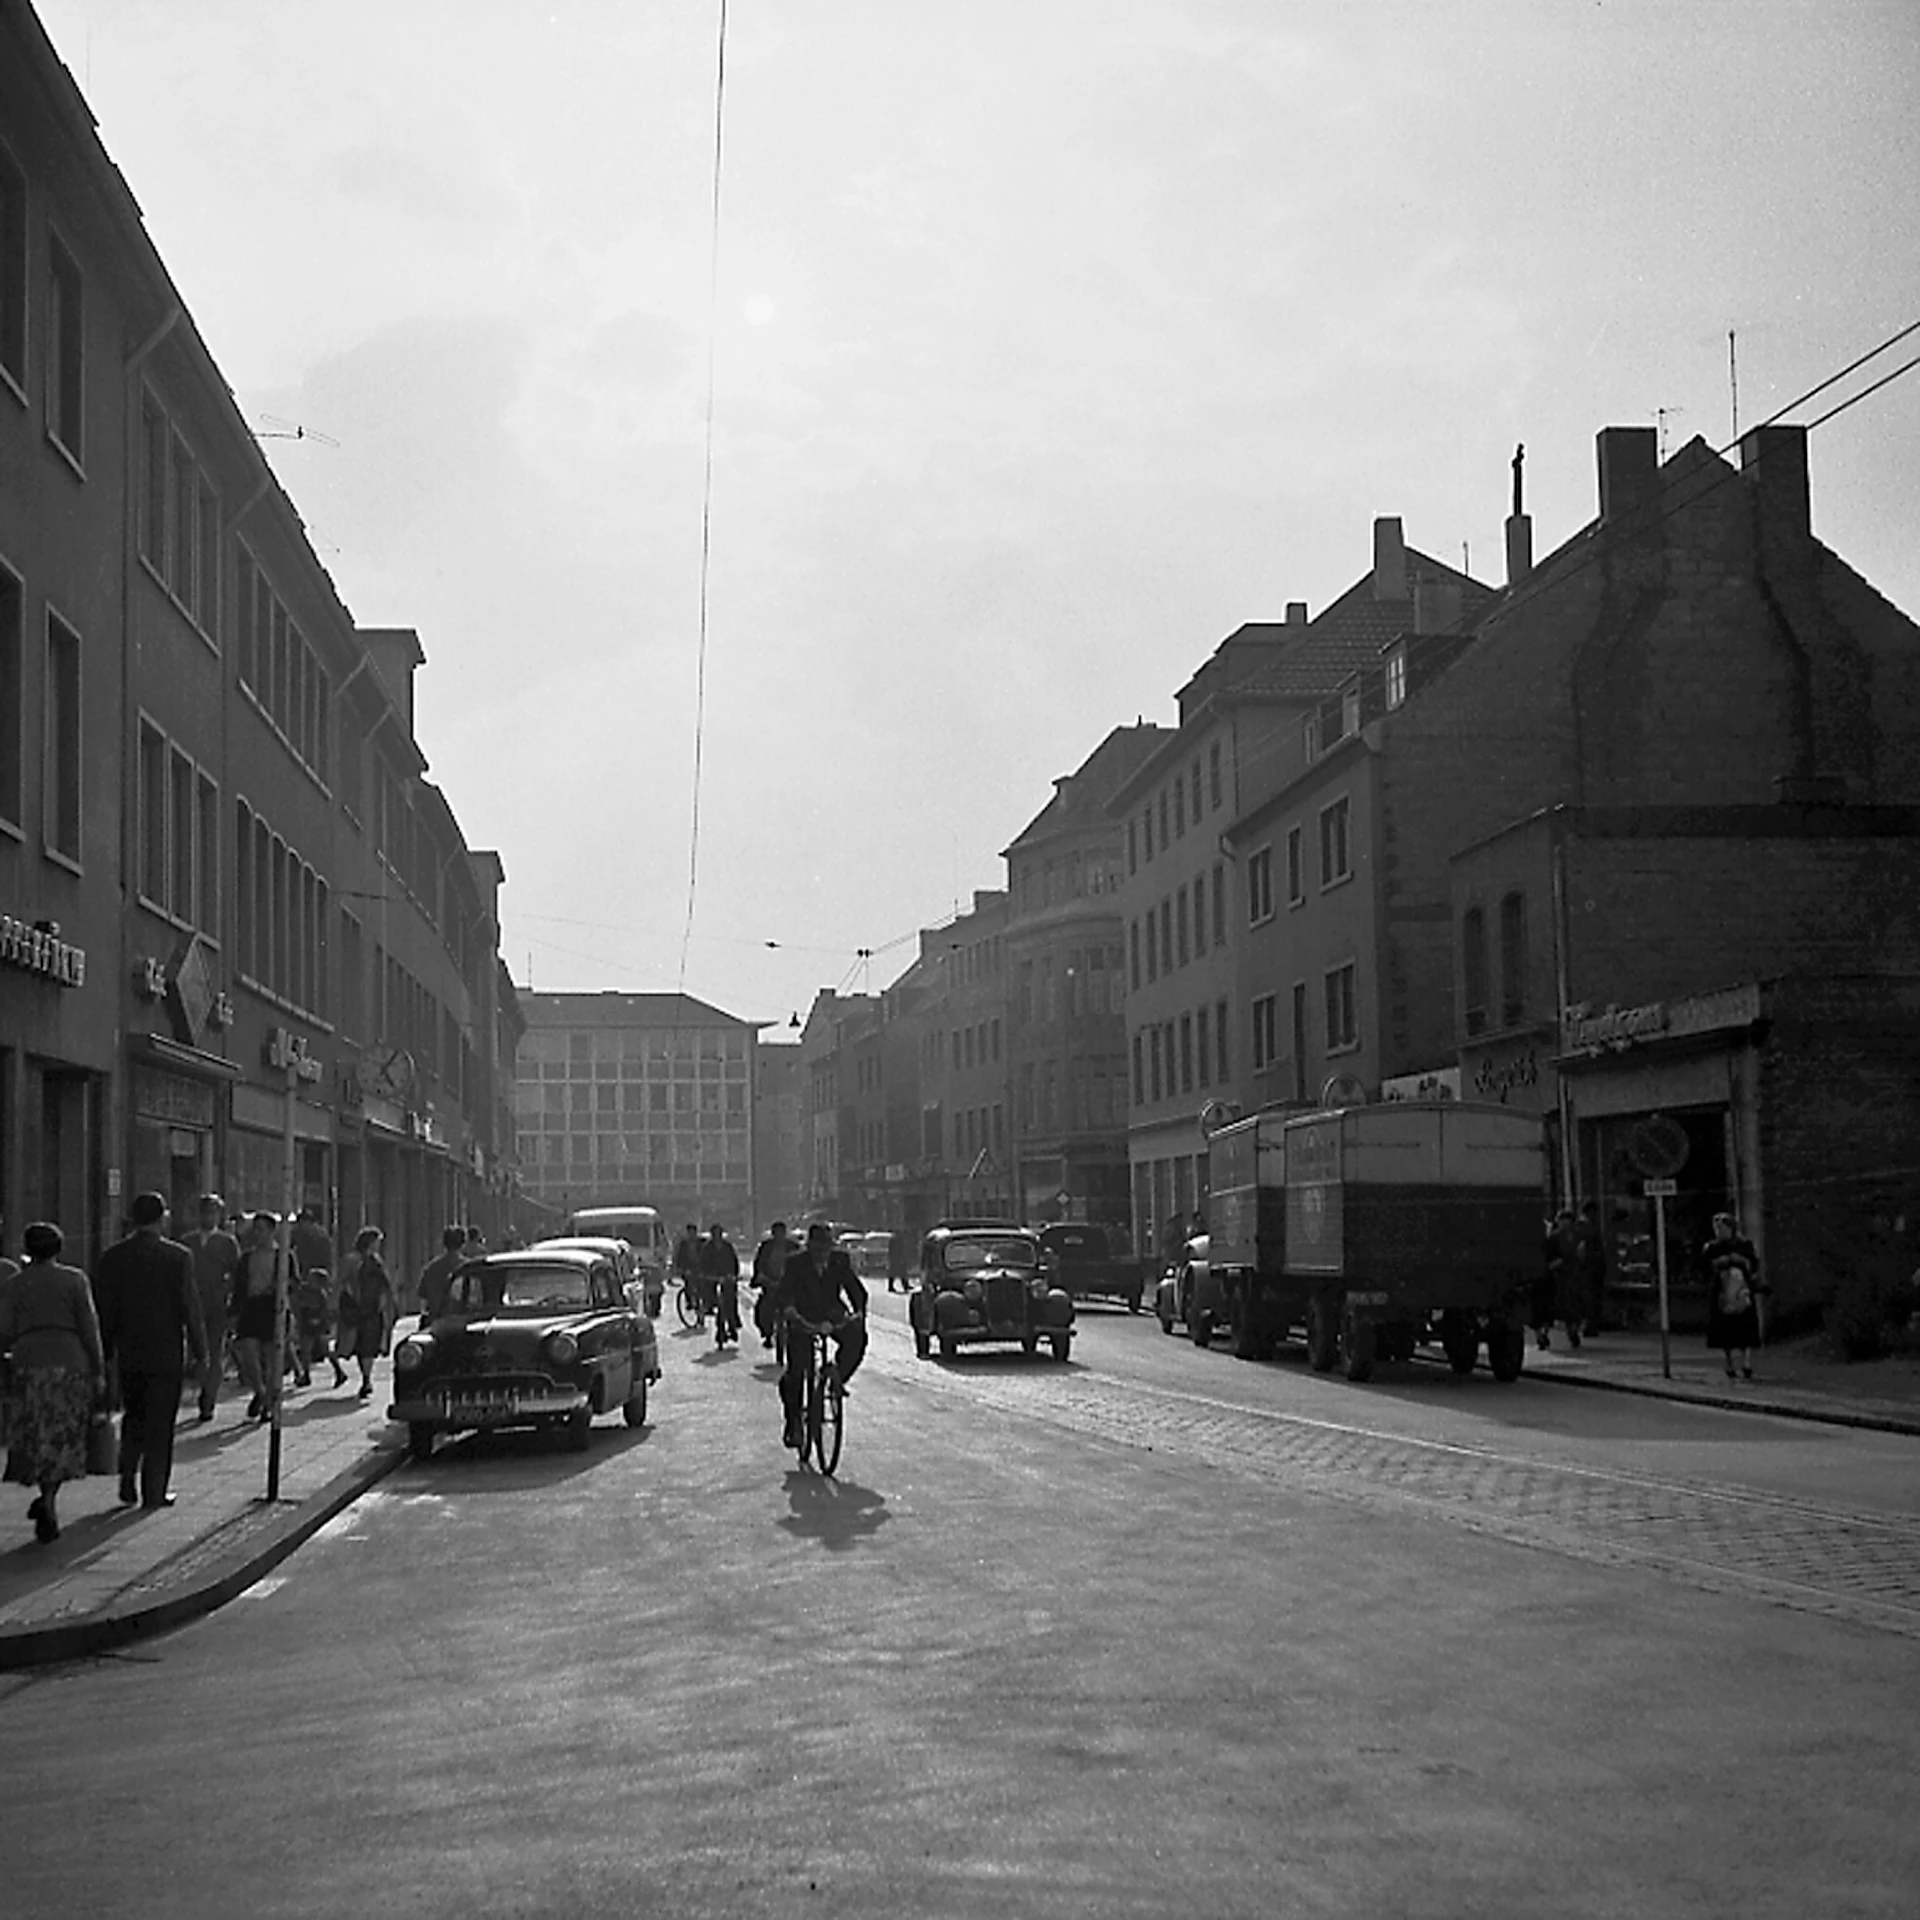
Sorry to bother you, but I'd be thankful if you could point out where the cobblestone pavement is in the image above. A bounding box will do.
[863,1319,1920,1639]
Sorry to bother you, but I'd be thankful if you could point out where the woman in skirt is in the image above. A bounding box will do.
[335,1226,397,1399]
[1701,1210,1763,1380]
[0,1222,106,1543]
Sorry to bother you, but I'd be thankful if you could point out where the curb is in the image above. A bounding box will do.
[0,1442,407,1672]
[1520,1360,1920,1439]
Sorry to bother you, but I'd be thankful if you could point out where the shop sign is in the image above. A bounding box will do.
[1561,983,1760,1058]
[1381,1068,1459,1103]
[132,1065,217,1129]
[264,1027,324,1083]
[2,913,85,986]
[1472,1049,1539,1104]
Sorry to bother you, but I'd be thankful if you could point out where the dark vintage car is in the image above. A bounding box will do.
[909,1222,1074,1361]
[389,1246,661,1461]
[1036,1220,1156,1313]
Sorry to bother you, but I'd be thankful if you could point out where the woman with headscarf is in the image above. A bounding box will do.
[0,1222,107,1543]
[335,1225,396,1399]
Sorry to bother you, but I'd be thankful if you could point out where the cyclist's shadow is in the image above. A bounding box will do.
[778,1471,889,1552]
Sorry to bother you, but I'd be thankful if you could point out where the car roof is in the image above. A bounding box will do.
[928,1220,1032,1235]
[471,1246,600,1269]
[534,1236,629,1256]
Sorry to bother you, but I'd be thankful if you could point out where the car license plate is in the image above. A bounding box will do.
[444,1394,517,1421]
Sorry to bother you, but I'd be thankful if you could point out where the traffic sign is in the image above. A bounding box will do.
[1054,1189,1072,1209]
[1628,1114,1689,1179]
[1644,1177,1678,1197]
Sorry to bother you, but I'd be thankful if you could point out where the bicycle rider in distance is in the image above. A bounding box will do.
[776,1221,868,1451]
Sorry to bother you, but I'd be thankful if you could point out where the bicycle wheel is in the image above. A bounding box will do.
[802,1342,825,1469]
[675,1279,699,1329]
[817,1365,844,1477]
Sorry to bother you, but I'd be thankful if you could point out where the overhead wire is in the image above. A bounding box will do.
[677,0,730,996]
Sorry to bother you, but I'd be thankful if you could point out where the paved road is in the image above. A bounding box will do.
[0,1307,1914,1919]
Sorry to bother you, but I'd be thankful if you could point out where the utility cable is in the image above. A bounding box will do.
[678,0,730,995]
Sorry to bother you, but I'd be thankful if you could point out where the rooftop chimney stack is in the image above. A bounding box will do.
[1372,516,1407,601]
[1505,441,1534,586]
[1596,426,1660,528]
[1285,601,1309,626]
[1740,424,1811,555]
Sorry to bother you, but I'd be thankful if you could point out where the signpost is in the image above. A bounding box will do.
[1645,1176,1678,1378]
[267,1053,298,1502]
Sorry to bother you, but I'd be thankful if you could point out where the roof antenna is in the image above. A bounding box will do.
[1728,328,1740,439]
[1655,405,1683,460]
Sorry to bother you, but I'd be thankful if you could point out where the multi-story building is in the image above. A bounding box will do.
[3,8,517,1279]
[1121,522,1489,1254]
[750,1038,806,1231]
[1004,725,1164,1230]
[511,992,758,1238]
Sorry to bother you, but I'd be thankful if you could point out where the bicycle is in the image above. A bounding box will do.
[673,1271,709,1330]
[787,1312,858,1476]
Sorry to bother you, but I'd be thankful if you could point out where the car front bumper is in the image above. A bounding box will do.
[389,1384,591,1428]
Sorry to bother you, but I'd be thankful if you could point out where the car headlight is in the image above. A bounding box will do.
[545,1330,580,1366]
[1030,1278,1049,1298]
[963,1279,984,1304]
[394,1338,429,1373]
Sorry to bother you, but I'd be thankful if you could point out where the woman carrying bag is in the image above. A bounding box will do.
[0,1222,107,1543]
[335,1226,396,1399]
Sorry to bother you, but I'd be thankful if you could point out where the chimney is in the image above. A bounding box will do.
[356,626,426,737]
[1285,601,1309,626]
[1740,424,1810,554]
[1596,426,1659,527]
[1505,440,1533,585]
[1372,517,1407,601]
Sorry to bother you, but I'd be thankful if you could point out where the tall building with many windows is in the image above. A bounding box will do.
[513,992,758,1235]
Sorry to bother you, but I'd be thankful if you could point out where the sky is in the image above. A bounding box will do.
[35,0,1920,1028]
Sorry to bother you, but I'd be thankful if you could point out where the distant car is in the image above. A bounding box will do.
[909,1223,1074,1361]
[533,1233,663,1318]
[1036,1221,1155,1313]
[389,1246,660,1461]
[1154,1234,1210,1339]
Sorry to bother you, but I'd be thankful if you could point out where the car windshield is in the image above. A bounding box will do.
[943,1238,1038,1270]
[454,1262,594,1313]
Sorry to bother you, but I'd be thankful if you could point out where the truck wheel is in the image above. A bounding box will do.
[1050,1332,1071,1361]
[1190,1308,1213,1349]
[1230,1295,1261,1362]
[1021,1333,1039,1356]
[1342,1307,1376,1383]
[1306,1294,1338,1373]
[1487,1321,1526,1382]
[1127,1289,1143,1314]
[1440,1310,1479,1375]
[938,1334,958,1360]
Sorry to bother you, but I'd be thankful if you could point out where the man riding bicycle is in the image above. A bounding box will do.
[775,1222,867,1450]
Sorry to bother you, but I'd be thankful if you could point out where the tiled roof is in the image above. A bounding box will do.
[1232,551,1496,699]
[1003,722,1170,853]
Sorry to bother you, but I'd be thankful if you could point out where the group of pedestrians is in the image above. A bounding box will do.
[0,1193,399,1545]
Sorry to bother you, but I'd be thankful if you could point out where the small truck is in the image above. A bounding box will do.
[1035,1221,1157,1313]
[1201,1098,1545,1381]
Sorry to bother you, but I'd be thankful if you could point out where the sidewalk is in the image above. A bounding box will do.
[1521,1326,1920,1435]
[0,1358,403,1671]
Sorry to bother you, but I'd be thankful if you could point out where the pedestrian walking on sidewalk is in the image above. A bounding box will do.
[229,1213,292,1421]
[289,1208,338,1386]
[93,1194,208,1511]
[336,1226,397,1399]
[1702,1211,1764,1380]
[1570,1200,1607,1337]
[1540,1208,1582,1349]
[181,1194,240,1421]
[0,1222,107,1543]
[416,1224,469,1325]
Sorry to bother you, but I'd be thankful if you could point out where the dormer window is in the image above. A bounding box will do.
[1385,647,1407,711]
[1341,685,1361,738]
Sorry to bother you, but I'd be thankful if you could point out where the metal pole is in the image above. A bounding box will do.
[266,1057,297,1501]
[1655,1191,1672,1381]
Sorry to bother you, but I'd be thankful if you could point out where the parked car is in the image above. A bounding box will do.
[389,1246,661,1461]
[1154,1234,1210,1338]
[909,1222,1075,1360]
[1036,1221,1156,1312]
[534,1233,662,1318]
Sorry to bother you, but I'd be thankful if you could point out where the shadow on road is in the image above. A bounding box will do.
[930,1350,1085,1376]
[386,1423,653,1492]
[777,1471,889,1551]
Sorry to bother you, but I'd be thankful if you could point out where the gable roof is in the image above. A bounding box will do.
[1002,722,1169,855]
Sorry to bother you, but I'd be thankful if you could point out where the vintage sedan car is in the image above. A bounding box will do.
[1154,1234,1210,1339]
[909,1222,1074,1361]
[533,1233,663,1319]
[389,1246,660,1461]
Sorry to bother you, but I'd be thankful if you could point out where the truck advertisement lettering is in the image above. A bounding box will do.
[1286,1121,1340,1187]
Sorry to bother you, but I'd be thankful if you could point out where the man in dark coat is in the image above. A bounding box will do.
[181,1192,240,1422]
[775,1223,868,1449]
[698,1223,742,1348]
[93,1192,207,1509]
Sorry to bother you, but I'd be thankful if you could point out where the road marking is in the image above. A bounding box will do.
[235,1576,286,1601]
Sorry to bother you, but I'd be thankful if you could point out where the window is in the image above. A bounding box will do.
[1149,1026,1162,1103]
[1500,891,1527,1028]
[1463,906,1488,1037]
[0,562,22,829]
[237,548,328,779]
[1341,686,1361,740]
[1192,872,1206,955]
[1142,807,1153,862]
[1128,818,1137,874]
[1158,788,1169,848]
[1215,997,1229,1082]
[1286,824,1304,905]
[1292,984,1308,1101]
[1325,963,1357,1052]
[1173,777,1185,838]
[1131,1034,1143,1106]
[139,723,166,903]
[1209,741,1222,810]
[44,611,81,864]
[1159,899,1172,978]
[1385,647,1407,710]
[1129,919,1141,990]
[1248,845,1274,923]
[1196,1005,1210,1088]
[1303,714,1320,763]
[1212,862,1226,945]
[1319,796,1351,887]
[46,231,83,465]
[1251,992,1278,1071]
[0,142,25,394]
[1179,1013,1194,1093]
[1175,885,1189,966]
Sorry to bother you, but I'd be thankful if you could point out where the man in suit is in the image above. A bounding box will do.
[775,1222,868,1450]
[181,1192,240,1421]
[93,1192,208,1509]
